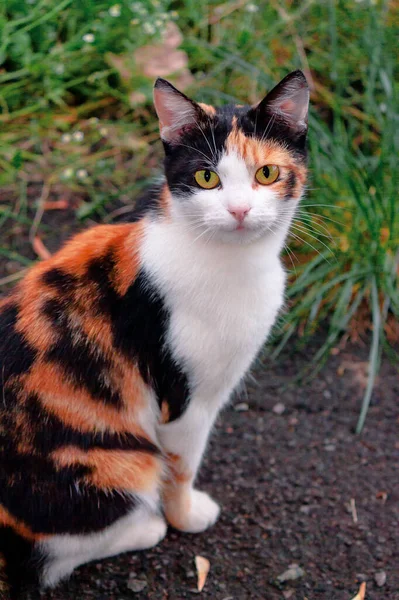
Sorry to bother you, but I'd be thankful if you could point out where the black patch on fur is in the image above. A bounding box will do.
[83,254,190,422]
[24,393,159,455]
[162,112,234,198]
[85,252,119,315]
[45,322,122,407]
[42,297,69,329]
[0,304,37,384]
[122,185,165,222]
[41,268,78,295]
[42,273,122,407]
[285,172,297,200]
[111,271,190,422]
[0,442,134,534]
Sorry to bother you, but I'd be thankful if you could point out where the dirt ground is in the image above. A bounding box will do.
[21,340,398,600]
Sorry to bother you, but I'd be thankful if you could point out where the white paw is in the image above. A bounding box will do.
[181,490,220,534]
[134,513,168,550]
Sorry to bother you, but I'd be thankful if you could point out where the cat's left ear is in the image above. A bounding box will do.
[153,78,205,144]
[250,70,309,136]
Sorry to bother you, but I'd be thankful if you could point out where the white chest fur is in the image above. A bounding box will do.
[141,221,286,406]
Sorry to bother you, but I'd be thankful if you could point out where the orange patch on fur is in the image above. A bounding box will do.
[51,446,162,493]
[226,121,307,199]
[160,400,170,424]
[15,282,57,352]
[163,481,191,530]
[16,222,146,350]
[0,505,47,541]
[158,184,172,221]
[166,452,192,485]
[79,314,114,355]
[23,361,147,434]
[48,224,134,278]
[199,103,216,116]
[113,220,145,295]
[162,453,192,529]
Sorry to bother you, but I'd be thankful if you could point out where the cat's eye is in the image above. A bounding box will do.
[255,165,279,185]
[194,169,220,190]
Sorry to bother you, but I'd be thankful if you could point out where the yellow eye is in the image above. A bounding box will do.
[255,165,279,185]
[194,169,220,189]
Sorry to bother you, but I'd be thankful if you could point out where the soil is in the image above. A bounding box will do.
[23,342,398,600]
[2,199,398,600]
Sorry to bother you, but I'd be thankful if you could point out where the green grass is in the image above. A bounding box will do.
[0,0,398,430]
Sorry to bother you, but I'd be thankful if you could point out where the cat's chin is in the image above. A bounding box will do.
[210,226,270,245]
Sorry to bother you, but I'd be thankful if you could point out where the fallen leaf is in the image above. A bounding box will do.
[375,490,388,503]
[43,199,69,210]
[129,90,147,106]
[337,359,370,387]
[351,582,366,600]
[32,237,51,260]
[195,555,210,592]
[106,53,133,83]
[134,22,193,92]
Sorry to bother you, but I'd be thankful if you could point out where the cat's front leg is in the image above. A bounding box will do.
[157,400,221,533]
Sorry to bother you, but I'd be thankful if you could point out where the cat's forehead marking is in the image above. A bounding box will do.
[224,116,293,169]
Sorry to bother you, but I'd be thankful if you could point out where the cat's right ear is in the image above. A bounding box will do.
[153,79,202,144]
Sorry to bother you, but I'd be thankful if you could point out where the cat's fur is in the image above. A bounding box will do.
[0,70,309,598]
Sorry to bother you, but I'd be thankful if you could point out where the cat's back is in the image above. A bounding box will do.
[0,222,139,362]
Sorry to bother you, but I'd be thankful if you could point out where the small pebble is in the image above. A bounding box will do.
[374,571,387,587]
[325,444,336,452]
[272,402,285,415]
[299,505,311,514]
[277,564,305,582]
[127,577,147,593]
[283,590,295,599]
[234,402,249,412]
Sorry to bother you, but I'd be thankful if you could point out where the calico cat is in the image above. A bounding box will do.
[0,70,309,598]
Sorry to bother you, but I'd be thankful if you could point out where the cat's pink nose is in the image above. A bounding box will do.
[228,207,251,223]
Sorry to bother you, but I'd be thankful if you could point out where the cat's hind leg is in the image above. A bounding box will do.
[40,505,167,588]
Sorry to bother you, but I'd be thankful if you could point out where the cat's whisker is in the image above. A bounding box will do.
[292,217,335,241]
[208,118,217,156]
[190,226,214,245]
[287,230,333,264]
[300,204,352,212]
[259,113,276,144]
[295,210,345,228]
[289,218,334,241]
[284,243,298,275]
[194,120,216,160]
[178,143,213,163]
[290,223,336,256]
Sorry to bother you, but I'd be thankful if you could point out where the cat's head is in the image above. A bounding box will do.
[153,71,309,245]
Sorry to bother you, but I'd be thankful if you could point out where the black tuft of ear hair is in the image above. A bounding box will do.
[153,78,206,144]
[249,70,309,138]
